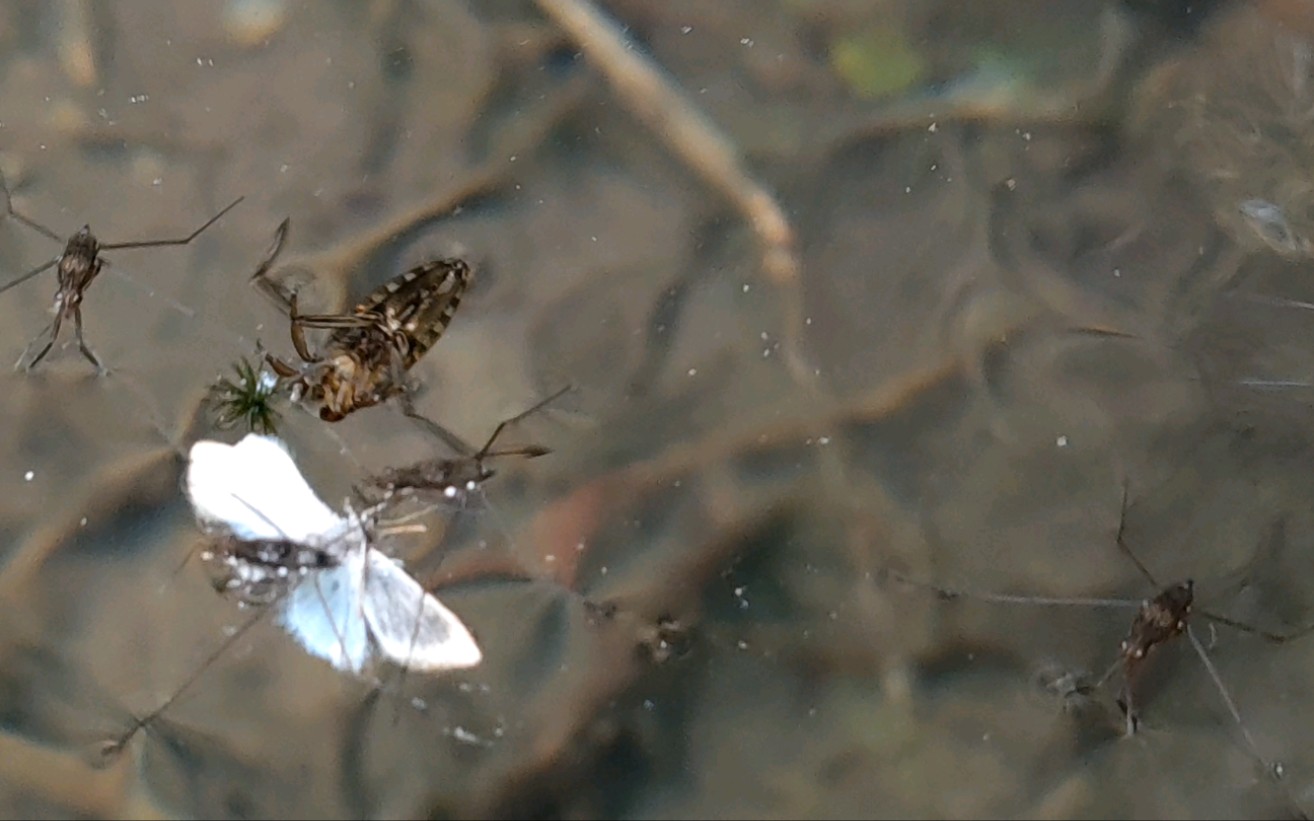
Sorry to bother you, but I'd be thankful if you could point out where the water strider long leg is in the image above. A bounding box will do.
[0,169,62,242]
[1113,481,1161,588]
[23,310,64,371]
[0,257,57,296]
[98,196,243,251]
[101,605,270,758]
[73,305,103,372]
[882,569,1143,610]
[400,386,571,463]
[1184,624,1275,771]
[400,392,475,457]
[250,218,293,312]
[1199,610,1314,644]
[473,385,572,458]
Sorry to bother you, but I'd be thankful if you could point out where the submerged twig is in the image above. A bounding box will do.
[533,0,812,383]
[532,0,796,282]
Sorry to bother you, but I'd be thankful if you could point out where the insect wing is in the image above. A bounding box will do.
[361,548,482,671]
[186,434,343,543]
[354,259,472,369]
[276,538,371,674]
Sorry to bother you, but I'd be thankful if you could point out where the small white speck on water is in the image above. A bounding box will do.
[643,699,655,710]
[737,640,749,650]
[688,368,697,376]
[80,517,88,527]
[742,283,751,293]
[575,541,586,552]
[450,726,487,746]
[681,25,692,34]
[1056,435,1069,448]
[23,470,34,481]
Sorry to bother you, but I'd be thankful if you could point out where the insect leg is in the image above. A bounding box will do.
[1113,481,1161,589]
[0,257,58,296]
[0,169,62,242]
[99,196,245,251]
[23,310,65,370]
[402,403,475,457]
[474,385,572,458]
[100,606,270,759]
[73,305,104,372]
[1199,609,1314,644]
[287,292,318,363]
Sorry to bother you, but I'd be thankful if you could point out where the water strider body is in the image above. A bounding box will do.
[202,533,338,606]
[0,173,243,371]
[250,218,473,422]
[884,483,1314,797]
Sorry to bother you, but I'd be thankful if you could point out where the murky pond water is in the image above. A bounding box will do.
[5,1,1314,818]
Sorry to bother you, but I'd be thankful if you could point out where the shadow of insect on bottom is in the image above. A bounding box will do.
[883,483,1314,785]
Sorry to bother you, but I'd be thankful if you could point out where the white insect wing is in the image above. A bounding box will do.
[362,548,483,671]
[276,528,371,673]
[187,434,344,543]
[186,433,483,676]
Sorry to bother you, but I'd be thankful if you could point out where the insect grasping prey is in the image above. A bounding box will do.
[248,218,473,422]
[0,172,243,372]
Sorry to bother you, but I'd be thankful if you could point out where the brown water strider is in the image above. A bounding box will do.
[250,218,472,422]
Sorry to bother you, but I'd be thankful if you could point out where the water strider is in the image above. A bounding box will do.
[0,172,243,372]
[247,218,473,422]
[361,385,572,507]
[884,483,1314,784]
